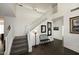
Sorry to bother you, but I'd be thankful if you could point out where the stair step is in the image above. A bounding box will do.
[11,47,28,55]
[11,45,28,52]
[13,38,27,42]
[10,35,28,55]
[12,43,27,49]
[14,36,27,40]
[0,52,4,55]
[13,39,27,45]
[11,51,28,55]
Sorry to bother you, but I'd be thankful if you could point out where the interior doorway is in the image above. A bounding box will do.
[53,16,64,40]
[53,16,64,48]
[0,17,4,55]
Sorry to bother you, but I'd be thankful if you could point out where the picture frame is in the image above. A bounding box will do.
[47,29,52,36]
[53,27,59,30]
[47,22,52,36]
[41,25,46,33]
[70,16,79,34]
[47,22,52,28]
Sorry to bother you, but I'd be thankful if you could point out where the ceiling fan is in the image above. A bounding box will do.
[18,3,44,14]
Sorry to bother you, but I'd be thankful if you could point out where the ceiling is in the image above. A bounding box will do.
[0,3,57,17]
[16,3,57,25]
[17,3,57,14]
[0,3,16,17]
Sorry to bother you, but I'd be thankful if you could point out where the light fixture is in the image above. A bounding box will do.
[34,30,37,47]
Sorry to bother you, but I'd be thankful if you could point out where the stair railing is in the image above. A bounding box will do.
[4,25,15,55]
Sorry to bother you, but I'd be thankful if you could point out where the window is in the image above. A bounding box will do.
[0,20,4,34]
[0,24,4,34]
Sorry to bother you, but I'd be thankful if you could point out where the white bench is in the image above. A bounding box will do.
[39,34,50,44]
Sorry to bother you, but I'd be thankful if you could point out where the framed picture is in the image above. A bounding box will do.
[47,22,52,28]
[47,22,52,36]
[47,29,52,36]
[53,27,59,30]
[41,25,46,33]
[70,16,79,34]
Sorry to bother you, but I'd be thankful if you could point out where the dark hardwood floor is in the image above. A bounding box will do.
[16,39,79,55]
[29,39,79,55]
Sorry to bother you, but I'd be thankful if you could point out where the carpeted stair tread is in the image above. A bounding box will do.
[14,36,26,40]
[10,35,28,55]
[11,47,28,54]
[11,51,28,55]
[14,38,26,41]
[13,39,27,45]
[12,43,27,48]
[11,46,27,52]
[11,45,27,52]
[0,52,4,55]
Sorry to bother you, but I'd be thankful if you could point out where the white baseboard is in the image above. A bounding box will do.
[64,44,79,53]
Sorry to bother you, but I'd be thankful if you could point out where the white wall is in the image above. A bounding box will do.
[14,6,42,36]
[4,17,15,37]
[0,4,16,17]
[51,3,79,53]
[30,19,53,46]
[0,4,16,54]
[64,4,79,53]
[53,17,63,40]
[0,17,4,34]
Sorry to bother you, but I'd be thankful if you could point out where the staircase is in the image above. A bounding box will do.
[10,35,28,55]
[10,6,53,55]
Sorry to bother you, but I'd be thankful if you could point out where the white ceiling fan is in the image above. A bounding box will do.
[17,3,44,14]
